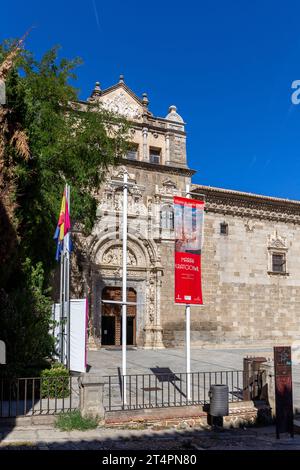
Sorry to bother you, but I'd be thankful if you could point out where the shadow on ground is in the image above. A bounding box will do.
[0,425,298,451]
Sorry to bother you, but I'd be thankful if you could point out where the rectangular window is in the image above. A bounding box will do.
[126,145,138,160]
[220,222,228,235]
[149,147,161,164]
[272,253,286,273]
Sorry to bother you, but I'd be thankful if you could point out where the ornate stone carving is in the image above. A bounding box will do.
[268,231,287,250]
[97,178,147,217]
[101,91,142,120]
[155,178,178,196]
[245,219,256,232]
[102,246,137,266]
[149,304,155,323]
[206,200,300,224]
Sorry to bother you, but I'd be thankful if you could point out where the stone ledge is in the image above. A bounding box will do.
[105,401,271,429]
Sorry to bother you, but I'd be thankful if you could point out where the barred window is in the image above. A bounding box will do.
[220,222,228,235]
[150,147,161,164]
[126,144,138,160]
[272,253,286,273]
[161,205,174,230]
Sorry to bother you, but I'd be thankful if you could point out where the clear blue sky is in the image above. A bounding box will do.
[2,0,300,199]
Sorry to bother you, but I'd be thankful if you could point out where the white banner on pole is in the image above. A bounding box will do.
[70,298,88,373]
[51,298,88,372]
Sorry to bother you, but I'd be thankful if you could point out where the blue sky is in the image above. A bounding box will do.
[2,0,300,199]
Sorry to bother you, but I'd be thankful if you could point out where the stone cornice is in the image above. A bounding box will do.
[119,158,196,177]
[192,184,300,223]
[130,119,186,136]
[77,99,186,136]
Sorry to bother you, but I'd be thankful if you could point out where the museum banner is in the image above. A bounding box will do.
[174,196,204,304]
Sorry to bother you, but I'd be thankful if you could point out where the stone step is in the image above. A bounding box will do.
[294,418,300,434]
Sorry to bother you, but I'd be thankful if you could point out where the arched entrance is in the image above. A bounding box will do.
[101,286,137,346]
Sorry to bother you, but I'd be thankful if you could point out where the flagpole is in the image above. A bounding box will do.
[66,184,71,370]
[185,183,191,401]
[62,184,67,367]
[122,170,128,405]
[59,249,64,364]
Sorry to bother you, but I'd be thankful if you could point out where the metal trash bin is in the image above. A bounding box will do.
[209,384,229,417]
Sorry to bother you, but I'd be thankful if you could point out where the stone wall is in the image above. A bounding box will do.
[161,208,300,348]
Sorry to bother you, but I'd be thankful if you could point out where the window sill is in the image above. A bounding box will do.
[267,271,289,276]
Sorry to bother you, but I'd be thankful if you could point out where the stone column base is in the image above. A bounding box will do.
[143,325,165,349]
[88,334,99,351]
[78,374,105,419]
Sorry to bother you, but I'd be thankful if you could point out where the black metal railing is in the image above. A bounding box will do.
[104,370,243,412]
[0,376,79,417]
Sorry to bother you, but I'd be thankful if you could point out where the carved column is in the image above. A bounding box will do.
[153,270,164,348]
[143,270,164,349]
[165,132,170,165]
[142,127,148,161]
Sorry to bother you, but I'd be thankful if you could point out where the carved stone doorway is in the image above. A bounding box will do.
[101,286,136,346]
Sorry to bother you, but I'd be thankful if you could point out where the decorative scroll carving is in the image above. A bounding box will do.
[97,179,147,216]
[101,91,142,120]
[268,231,287,250]
[102,247,137,266]
[245,219,256,232]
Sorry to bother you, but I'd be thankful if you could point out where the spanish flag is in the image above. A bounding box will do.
[53,187,71,261]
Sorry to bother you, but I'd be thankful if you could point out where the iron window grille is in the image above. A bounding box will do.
[126,146,138,160]
[272,253,286,273]
[149,148,161,164]
[220,222,228,235]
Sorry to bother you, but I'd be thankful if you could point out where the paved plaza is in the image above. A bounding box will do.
[87,346,300,410]
[0,346,300,450]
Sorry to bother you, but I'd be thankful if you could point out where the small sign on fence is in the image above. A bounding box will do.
[274,346,294,438]
[0,340,6,364]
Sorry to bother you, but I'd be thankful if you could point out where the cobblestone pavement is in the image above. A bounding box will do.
[0,425,300,450]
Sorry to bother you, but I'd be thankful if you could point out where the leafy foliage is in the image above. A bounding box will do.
[41,363,70,398]
[0,259,55,377]
[0,41,130,376]
[55,410,99,431]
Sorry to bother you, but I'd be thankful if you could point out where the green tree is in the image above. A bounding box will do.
[0,40,130,375]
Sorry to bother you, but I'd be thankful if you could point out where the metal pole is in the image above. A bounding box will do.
[59,250,64,363]
[186,304,191,400]
[66,184,71,370]
[122,171,128,404]
[186,183,191,401]
[62,184,68,367]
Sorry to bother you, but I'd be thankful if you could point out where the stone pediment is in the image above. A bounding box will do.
[99,87,143,121]
[268,231,287,250]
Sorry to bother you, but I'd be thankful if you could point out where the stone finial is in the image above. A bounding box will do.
[142,92,149,107]
[119,74,124,83]
[89,81,101,100]
[165,104,184,123]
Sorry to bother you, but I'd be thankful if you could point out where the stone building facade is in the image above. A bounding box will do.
[74,76,300,350]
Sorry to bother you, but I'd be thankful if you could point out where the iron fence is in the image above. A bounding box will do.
[103,369,243,412]
[0,376,79,417]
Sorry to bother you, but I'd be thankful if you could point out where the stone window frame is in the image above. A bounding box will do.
[126,143,139,161]
[149,146,161,164]
[220,221,229,235]
[267,248,289,276]
[160,204,175,231]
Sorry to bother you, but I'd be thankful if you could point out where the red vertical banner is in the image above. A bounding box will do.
[174,196,204,304]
